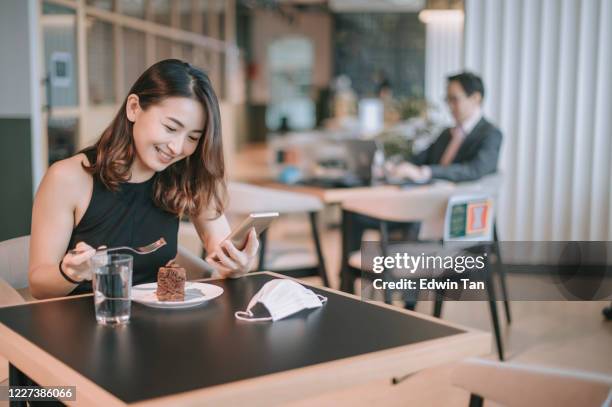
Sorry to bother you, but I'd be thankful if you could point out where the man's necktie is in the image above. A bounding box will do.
[439,125,465,166]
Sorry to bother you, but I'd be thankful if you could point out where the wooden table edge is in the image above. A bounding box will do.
[0,322,125,406]
[259,182,403,204]
[260,181,456,205]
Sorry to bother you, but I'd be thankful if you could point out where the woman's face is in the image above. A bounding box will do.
[126,95,205,173]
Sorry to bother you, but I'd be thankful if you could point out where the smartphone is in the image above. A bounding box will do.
[222,212,279,251]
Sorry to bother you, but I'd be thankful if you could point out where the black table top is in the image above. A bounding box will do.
[0,273,463,404]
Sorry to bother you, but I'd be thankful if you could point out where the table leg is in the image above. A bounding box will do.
[8,364,65,406]
[9,364,28,407]
[339,210,356,293]
[309,212,330,287]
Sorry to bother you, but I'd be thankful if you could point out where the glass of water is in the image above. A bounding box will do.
[92,254,133,325]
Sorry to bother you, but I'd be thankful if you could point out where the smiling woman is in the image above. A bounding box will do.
[28,59,259,299]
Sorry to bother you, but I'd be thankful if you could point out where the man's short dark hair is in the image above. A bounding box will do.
[447,72,485,99]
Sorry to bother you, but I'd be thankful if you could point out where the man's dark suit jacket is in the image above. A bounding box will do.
[411,117,502,182]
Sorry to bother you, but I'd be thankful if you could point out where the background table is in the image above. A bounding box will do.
[0,272,490,406]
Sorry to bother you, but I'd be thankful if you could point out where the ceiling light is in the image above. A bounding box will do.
[418,9,464,24]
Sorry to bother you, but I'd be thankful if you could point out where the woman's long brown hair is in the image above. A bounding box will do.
[82,59,226,219]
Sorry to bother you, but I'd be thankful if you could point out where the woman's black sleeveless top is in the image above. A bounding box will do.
[68,148,179,295]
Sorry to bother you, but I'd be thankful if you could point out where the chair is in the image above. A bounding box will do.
[226,182,329,286]
[341,189,509,360]
[450,358,612,407]
[0,235,30,300]
[338,186,453,292]
[437,194,509,357]
[454,173,512,324]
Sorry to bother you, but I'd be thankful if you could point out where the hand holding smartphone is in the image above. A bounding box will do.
[210,212,279,262]
[225,212,279,250]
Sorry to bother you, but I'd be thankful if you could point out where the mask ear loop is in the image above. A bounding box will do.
[316,294,328,303]
[234,310,273,322]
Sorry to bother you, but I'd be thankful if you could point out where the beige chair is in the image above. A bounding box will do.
[341,187,509,360]
[226,182,330,286]
[450,358,612,407]
[340,185,454,293]
[0,235,30,302]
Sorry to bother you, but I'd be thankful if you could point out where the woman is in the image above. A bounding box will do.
[29,59,258,299]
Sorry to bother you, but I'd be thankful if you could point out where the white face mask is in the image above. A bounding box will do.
[235,279,328,322]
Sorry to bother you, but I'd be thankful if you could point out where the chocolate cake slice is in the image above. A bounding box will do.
[156,260,186,301]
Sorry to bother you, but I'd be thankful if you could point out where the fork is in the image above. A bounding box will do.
[69,237,167,256]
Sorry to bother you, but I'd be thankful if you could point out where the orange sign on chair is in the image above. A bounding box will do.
[466,201,490,235]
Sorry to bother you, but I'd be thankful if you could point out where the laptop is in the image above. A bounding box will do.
[300,138,432,188]
[343,139,378,185]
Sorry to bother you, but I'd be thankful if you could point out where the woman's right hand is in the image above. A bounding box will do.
[60,241,97,282]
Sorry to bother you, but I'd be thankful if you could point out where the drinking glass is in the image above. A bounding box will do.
[92,253,133,325]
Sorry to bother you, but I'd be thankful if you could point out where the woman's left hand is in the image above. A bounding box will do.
[206,228,259,278]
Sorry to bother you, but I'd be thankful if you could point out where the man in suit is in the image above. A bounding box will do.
[339,73,503,294]
[389,72,502,182]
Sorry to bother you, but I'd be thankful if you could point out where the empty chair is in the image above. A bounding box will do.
[0,235,30,301]
[452,173,511,323]
[341,188,509,360]
[339,186,453,293]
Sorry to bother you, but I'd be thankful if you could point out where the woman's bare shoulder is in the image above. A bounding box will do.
[42,153,93,191]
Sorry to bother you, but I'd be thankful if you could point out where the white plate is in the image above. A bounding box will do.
[131,282,223,309]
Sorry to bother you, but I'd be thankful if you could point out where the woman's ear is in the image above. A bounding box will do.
[125,94,141,123]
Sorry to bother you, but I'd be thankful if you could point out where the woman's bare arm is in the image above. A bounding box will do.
[192,211,231,255]
[28,156,94,299]
[192,210,259,278]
